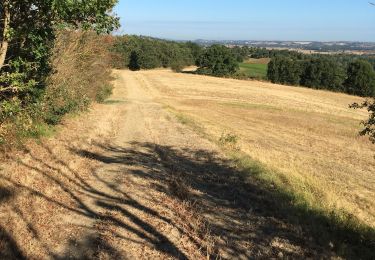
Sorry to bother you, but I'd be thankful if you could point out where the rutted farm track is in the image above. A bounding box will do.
[0,70,371,259]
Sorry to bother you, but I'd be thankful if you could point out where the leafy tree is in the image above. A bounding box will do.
[350,2,375,145]
[185,41,203,63]
[129,51,141,71]
[301,58,345,91]
[267,57,279,83]
[196,45,239,76]
[267,56,302,85]
[0,1,118,145]
[0,0,119,102]
[231,46,245,62]
[111,35,195,71]
[344,60,375,97]
[351,99,375,143]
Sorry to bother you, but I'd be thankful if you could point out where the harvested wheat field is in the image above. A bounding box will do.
[0,69,374,259]
[141,69,375,225]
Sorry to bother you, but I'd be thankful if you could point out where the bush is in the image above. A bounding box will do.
[0,1,118,148]
[44,30,114,124]
[0,30,115,146]
[344,60,375,97]
[351,99,375,144]
[96,85,113,103]
[267,56,302,85]
[170,61,185,72]
[129,51,141,71]
[197,45,239,76]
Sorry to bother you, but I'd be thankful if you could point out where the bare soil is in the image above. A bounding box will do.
[0,70,369,259]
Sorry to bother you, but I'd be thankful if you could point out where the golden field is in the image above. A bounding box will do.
[136,69,375,227]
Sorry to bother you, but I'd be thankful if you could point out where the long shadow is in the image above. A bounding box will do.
[0,225,27,260]
[73,142,375,259]
[0,143,190,259]
[0,187,27,260]
[1,140,374,259]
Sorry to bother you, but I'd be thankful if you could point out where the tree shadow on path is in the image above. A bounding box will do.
[1,140,374,259]
[73,141,375,259]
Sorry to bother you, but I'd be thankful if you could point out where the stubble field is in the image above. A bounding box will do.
[138,69,375,228]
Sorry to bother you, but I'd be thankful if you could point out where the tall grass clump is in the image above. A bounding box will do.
[44,30,113,125]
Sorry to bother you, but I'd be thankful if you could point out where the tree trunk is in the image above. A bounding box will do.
[0,0,10,69]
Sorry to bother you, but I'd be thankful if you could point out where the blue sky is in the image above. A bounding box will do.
[114,0,375,41]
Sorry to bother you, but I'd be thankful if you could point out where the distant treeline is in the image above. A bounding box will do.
[230,46,375,97]
[111,36,202,71]
[266,54,375,97]
[111,37,375,97]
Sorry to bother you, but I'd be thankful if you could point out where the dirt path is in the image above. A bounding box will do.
[0,70,338,259]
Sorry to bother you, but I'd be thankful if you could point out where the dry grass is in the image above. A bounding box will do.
[137,69,375,228]
[244,58,271,64]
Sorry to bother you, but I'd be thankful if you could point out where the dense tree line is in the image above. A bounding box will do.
[226,45,375,71]
[225,46,305,61]
[111,36,201,71]
[267,55,375,97]
[112,37,242,77]
[196,45,239,76]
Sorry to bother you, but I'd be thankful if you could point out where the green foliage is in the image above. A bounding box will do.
[344,60,375,97]
[0,1,118,146]
[185,41,203,62]
[267,55,375,97]
[231,46,246,62]
[219,132,239,150]
[111,35,197,71]
[196,45,239,76]
[351,99,375,144]
[96,85,113,103]
[267,56,302,85]
[128,51,141,71]
[43,31,114,126]
[301,58,346,91]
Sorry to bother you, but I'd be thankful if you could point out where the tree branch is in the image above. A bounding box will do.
[0,0,11,69]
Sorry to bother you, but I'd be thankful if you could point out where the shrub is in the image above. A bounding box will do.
[197,45,239,76]
[351,99,375,144]
[0,1,118,147]
[344,60,375,97]
[96,85,114,103]
[0,30,115,146]
[219,132,239,150]
[170,61,185,72]
[267,56,302,85]
[129,51,141,71]
[44,30,114,124]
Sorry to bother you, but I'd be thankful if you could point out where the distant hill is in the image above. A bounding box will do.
[193,40,375,53]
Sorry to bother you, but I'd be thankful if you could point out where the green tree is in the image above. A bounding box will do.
[112,36,195,71]
[267,57,279,83]
[351,100,375,144]
[350,2,375,145]
[267,56,302,85]
[344,60,375,97]
[129,51,141,71]
[197,45,239,76]
[301,58,345,91]
[185,41,203,63]
[1,0,119,100]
